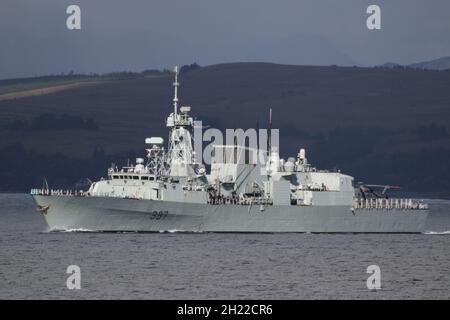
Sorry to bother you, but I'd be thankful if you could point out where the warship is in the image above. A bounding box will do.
[31,67,429,233]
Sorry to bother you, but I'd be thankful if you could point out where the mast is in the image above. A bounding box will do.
[167,65,196,177]
[256,119,259,151]
[268,108,272,155]
[173,66,179,122]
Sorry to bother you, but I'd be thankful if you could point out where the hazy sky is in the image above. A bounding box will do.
[1,0,450,79]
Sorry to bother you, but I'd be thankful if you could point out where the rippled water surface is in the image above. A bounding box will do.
[1,194,449,299]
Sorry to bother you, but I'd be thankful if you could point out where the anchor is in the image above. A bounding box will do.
[37,204,50,215]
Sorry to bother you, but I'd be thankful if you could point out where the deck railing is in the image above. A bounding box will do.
[354,198,428,210]
[30,189,86,197]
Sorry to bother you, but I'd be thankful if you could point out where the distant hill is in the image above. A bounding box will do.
[379,56,450,71]
[0,62,450,197]
[409,56,450,71]
[380,62,403,69]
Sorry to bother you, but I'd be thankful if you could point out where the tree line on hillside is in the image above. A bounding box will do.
[0,143,139,192]
[3,113,99,131]
[0,63,202,88]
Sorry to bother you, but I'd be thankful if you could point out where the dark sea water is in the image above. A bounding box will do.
[0,193,449,300]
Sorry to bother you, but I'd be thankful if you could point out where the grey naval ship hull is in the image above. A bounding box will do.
[32,195,429,233]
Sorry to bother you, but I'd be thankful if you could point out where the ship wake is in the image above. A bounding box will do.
[423,230,450,235]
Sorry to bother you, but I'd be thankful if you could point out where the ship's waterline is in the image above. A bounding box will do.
[32,195,428,233]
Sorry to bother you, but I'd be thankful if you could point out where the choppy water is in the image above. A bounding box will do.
[0,193,449,299]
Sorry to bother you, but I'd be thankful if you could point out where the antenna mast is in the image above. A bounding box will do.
[268,108,272,155]
[173,66,179,121]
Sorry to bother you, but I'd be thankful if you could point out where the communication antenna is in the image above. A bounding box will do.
[173,66,179,120]
[256,119,259,151]
[42,177,49,191]
[268,108,272,155]
[233,123,237,163]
